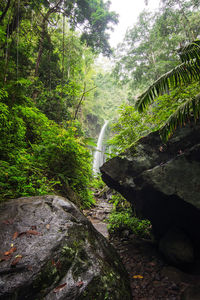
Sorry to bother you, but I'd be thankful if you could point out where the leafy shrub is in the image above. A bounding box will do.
[108,193,151,238]
[92,176,105,190]
[0,104,94,208]
[108,209,151,238]
[109,192,131,212]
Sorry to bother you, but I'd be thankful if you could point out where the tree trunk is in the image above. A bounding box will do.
[0,0,11,24]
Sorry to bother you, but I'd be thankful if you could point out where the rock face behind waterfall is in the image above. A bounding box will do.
[100,123,200,265]
[0,195,131,300]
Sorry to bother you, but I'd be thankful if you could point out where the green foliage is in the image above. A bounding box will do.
[109,193,131,212]
[108,193,151,238]
[92,176,105,190]
[108,80,200,153]
[0,0,117,208]
[108,104,149,153]
[0,103,94,208]
[80,71,128,139]
[136,40,200,113]
[136,39,200,142]
[113,4,200,95]
[110,3,200,152]
[108,210,151,239]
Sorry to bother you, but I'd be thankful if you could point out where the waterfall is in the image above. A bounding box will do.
[93,120,109,174]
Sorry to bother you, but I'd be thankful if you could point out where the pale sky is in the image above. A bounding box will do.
[109,0,161,47]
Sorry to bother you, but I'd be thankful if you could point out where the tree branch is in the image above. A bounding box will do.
[74,85,96,120]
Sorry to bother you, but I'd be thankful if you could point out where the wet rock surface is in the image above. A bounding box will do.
[83,198,112,239]
[0,195,131,300]
[100,122,200,265]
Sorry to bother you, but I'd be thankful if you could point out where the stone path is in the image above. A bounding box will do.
[83,197,112,239]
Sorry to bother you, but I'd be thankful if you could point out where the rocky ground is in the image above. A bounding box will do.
[83,196,200,300]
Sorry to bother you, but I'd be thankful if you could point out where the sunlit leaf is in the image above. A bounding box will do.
[4,247,17,256]
[13,232,19,239]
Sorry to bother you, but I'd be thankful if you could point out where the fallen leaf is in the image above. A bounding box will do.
[53,283,67,293]
[26,230,40,235]
[76,281,83,287]
[4,247,17,256]
[0,255,11,262]
[46,224,50,230]
[11,255,22,266]
[133,275,144,279]
[13,232,19,239]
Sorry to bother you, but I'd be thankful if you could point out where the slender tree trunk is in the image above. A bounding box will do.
[0,0,11,24]
[34,17,47,77]
[74,85,96,120]
[34,1,62,77]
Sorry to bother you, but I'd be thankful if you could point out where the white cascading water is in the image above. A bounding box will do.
[93,120,109,174]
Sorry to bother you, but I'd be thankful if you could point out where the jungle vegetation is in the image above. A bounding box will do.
[111,0,200,151]
[1,0,200,209]
[0,0,120,207]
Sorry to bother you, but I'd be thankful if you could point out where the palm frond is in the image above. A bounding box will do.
[135,61,200,112]
[160,93,200,142]
[178,40,200,64]
[135,40,200,113]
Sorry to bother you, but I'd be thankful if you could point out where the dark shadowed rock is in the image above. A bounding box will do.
[181,285,200,300]
[159,228,194,266]
[100,123,200,264]
[0,195,131,300]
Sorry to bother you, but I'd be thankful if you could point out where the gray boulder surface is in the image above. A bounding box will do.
[100,123,200,261]
[0,195,131,300]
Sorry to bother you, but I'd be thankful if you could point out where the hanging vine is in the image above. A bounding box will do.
[61,13,65,98]
[16,0,20,81]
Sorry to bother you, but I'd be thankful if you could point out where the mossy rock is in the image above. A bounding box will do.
[0,195,131,299]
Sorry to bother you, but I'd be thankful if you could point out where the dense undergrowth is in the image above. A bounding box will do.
[0,99,95,208]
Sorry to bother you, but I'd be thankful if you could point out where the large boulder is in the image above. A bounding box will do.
[158,228,194,266]
[0,195,131,299]
[100,123,200,258]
